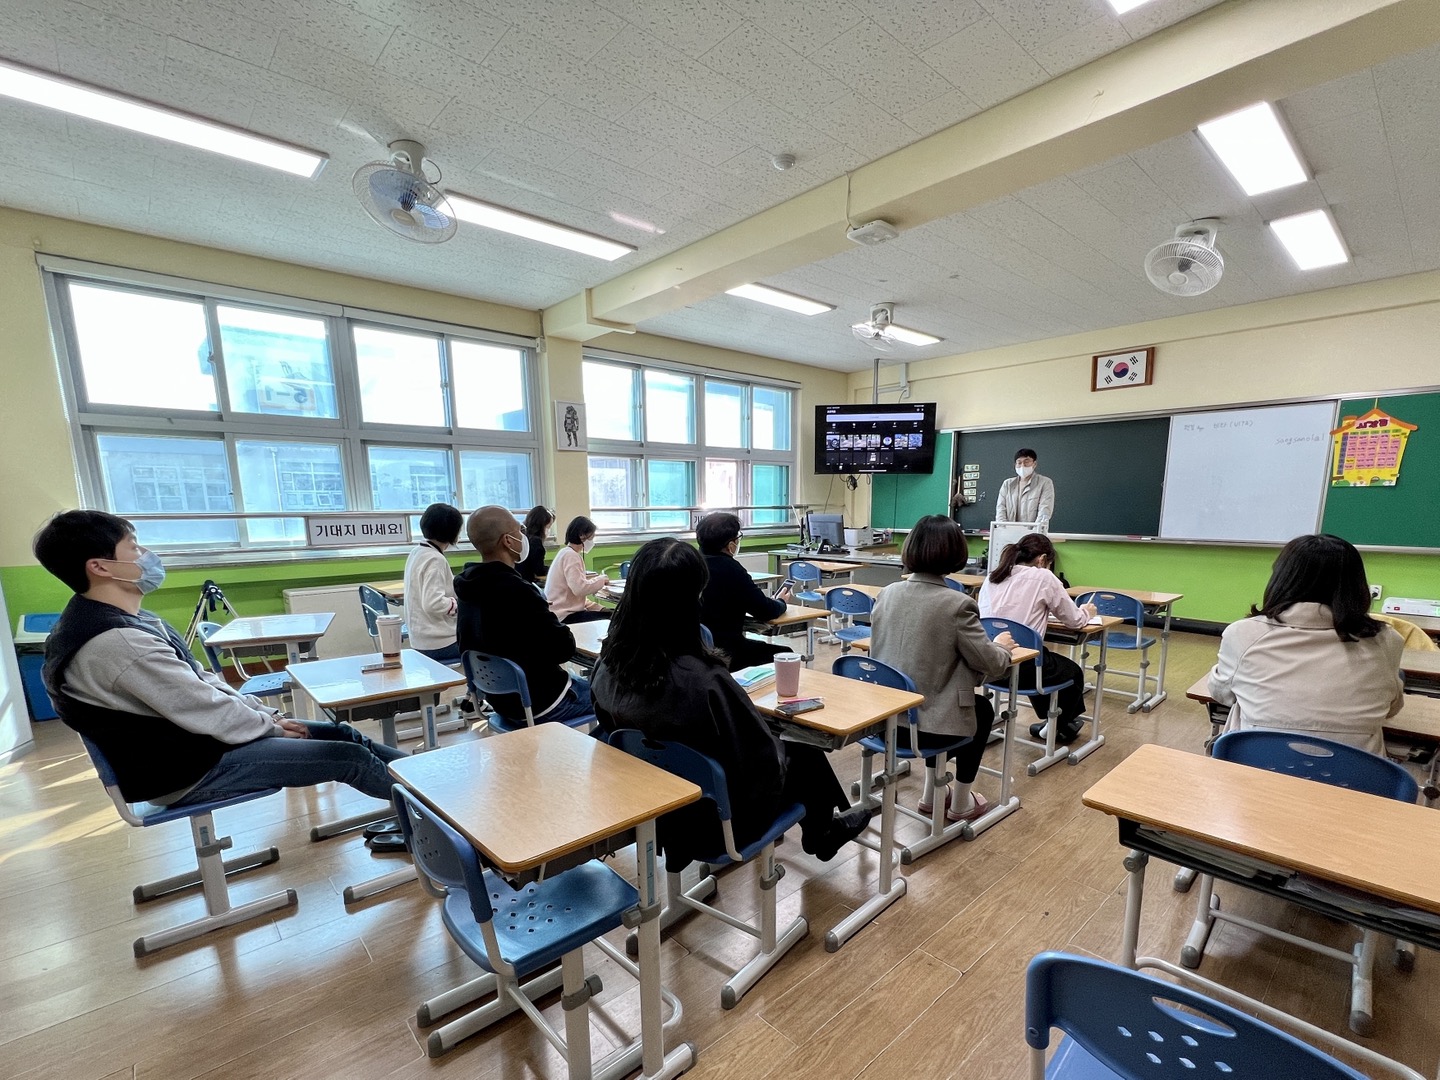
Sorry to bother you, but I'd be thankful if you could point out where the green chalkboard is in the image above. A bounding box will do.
[1321,391,1440,548]
[871,432,954,529]
[954,419,1170,536]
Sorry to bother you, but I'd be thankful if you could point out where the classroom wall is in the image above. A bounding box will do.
[0,207,844,636]
[845,271,1440,621]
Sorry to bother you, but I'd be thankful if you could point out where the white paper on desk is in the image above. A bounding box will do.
[1087,616,1104,625]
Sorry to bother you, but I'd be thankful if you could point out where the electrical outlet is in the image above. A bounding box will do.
[1370,584,1383,600]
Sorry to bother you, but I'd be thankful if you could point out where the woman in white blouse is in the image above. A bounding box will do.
[977,532,1096,745]
[545,515,610,625]
[402,503,463,662]
[1208,533,1404,754]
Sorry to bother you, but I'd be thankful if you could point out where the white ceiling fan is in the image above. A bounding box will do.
[352,139,457,244]
[850,303,940,350]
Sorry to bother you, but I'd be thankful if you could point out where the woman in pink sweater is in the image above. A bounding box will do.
[977,532,1096,744]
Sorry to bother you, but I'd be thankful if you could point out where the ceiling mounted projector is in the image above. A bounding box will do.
[846,219,899,246]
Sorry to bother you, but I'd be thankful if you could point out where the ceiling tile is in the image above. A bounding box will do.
[377,32,545,122]
[617,97,755,166]
[275,1,395,66]
[75,0,281,67]
[808,19,956,117]
[592,24,749,119]
[524,98,664,170]
[979,0,1112,53]
[808,91,920,157]
[698,23,850,119]
[850,0,987,53]
[0,5,58,70]
[922,16,1049,110]
[473,0,627,61]
[1116,0,1227,39]
[482,31,649,118]
[1030,12,1130,77]
[711,95,837,158]
[594,0,746,58]
[901,90,982,137]
[718,0,865,55]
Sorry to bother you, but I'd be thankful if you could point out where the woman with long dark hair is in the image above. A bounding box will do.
[517,505,553,584]
[591,538,871,864]
[977,532,1096,744]
[1208,533,1404,753]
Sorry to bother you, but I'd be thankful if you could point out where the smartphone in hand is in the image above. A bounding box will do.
[775,697,824,716]
[771,577,797,598]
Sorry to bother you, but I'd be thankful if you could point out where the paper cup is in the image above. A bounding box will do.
[774,654,802,698]
[376,614,403,660]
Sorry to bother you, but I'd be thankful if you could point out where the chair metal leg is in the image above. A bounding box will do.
[1350,930,1378,1036]
[1181,875,1217,969]
[424,965,566,1057]
[132,843,280,902]
[561,949,596,1080]
[721,843,807,1009]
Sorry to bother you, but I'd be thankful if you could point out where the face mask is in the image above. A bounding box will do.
[1016,465,1035,479]
[507,532,530,563]
[108,549,166,594]
[582,537,595,554]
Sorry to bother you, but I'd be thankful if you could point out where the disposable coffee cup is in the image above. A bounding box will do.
[376,614,403,660]
[774,654,802,698]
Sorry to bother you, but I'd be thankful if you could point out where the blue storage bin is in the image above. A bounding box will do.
[18,653,57,721]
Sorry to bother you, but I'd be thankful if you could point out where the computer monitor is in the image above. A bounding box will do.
[808,512,844,549]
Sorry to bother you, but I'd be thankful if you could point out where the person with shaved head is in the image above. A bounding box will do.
[454,504,594,727]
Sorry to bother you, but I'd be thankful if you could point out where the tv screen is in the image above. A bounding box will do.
[815,403,937,474]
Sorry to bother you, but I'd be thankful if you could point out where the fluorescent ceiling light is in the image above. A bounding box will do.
[881,323,942,347]
[1197,102,1307,196]
[725,283,834,316]
[1105,0,1156,13]
[0,58,326,178]
[1269,208,1349,270]
[447,193,635,260]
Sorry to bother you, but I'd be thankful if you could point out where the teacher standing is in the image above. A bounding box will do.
[994,448,1054,531]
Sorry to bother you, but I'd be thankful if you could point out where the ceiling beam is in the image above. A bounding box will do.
[544,0,1440,341]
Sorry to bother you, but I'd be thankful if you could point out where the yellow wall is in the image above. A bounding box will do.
[0,207,847,569]
[845,270,1440,524]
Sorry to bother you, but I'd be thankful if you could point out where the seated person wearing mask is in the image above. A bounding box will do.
[455,505,594,727]
[545,515,610,625]
[695,511,794,671]
[992,448,1055,531]
[402,502,464,663]
[35,510,404,810]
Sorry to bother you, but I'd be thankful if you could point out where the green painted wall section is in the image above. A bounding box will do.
[1053,541,1440,624]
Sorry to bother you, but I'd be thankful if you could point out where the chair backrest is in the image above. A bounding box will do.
[944,578,966,592]
[358,584,387,639]
[980,617,1044,670]
[1374,614,1439,652]
[789,561,821,585]
[608,729,731,821]
[461,649,533,720]
[1025,951,1371,1078]
[1075,590,1144,626]
[619,560,631,579]
[832,655,920,729]
[77,735,146,826]
[196,620,225,674]
[1211,730,1419,802]
[824,587,873,616]
[392,786,495,922]
[699,624,714,649]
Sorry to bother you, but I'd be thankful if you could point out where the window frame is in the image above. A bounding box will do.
[42,257,542,563]
[582,348,798,537]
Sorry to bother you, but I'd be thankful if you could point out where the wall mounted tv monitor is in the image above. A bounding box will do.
[815,402,937,474]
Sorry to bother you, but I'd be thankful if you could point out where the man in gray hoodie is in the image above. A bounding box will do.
[36,509,403,808]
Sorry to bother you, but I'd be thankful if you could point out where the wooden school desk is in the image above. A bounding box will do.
[204,612,335,716]
[371,579,405,604]
[389,725,701,1080]
[1066,586,1184,711]
[568,618,610,670]
[287,649,466,901]
[747,668,923,950]
[1404,648,1440,694]
[1082,744,1440,1040]
[817,582,884,601]
[746,604,829,666]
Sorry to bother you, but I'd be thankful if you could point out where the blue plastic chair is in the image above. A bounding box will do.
[1183,731,1419,1035]
[787,560,824,604]
[618,560,631,579]
[78,735,295,957]
[980,617,1075,769]
[608,729,807,1009]
[196,620,292,701]
[1075,591,1158,711]
[944,577,967,592]
[358,584,408,647]
[824,587,873,653]
[1025,951,1379,1079]
[393,785,641,1061]
[461,650,594,734]
[834,655,976,860]
[699,624,714,649]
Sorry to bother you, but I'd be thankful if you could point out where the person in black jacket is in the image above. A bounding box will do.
[696,512,794,672]
[592,538,870,867]
[516,505,553,585]
[454,505,593,726]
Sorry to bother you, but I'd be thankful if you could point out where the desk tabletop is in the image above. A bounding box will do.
[1392,612,1440,636]
[785,559,858,574]
[1046,614,1123,640]
[371,579,405,602]
[1185,674,1440,744]
[818,582,885,600]
[1084,743,1440,915]
[288,649,464,709]
[1067,586,1184,606]
[569,618,611,660]
[761,604,831,628]
[389,724,700,875]
[747,668,922,739]
[206,612,335,648]
[1403,649,1440,679]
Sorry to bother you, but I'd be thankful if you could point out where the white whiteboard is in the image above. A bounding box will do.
[1159,402,1336,542]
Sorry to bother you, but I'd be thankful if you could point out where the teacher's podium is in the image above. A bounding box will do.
[987,521,1045,572]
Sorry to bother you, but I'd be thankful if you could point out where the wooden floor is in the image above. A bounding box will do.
[2,630,1437,1079]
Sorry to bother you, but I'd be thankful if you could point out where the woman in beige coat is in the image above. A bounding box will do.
[871,516,1022,822]
[1208,533,1404,755]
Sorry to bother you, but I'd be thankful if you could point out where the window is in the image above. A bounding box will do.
[50,265,539,555]
[582,354,796,534]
